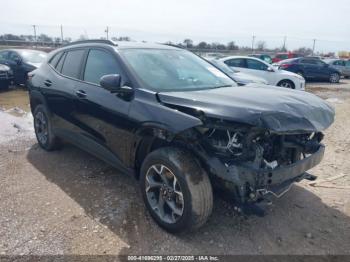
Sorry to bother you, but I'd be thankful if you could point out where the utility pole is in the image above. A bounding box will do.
[105,26,109,40]
[251,35,256,53]
[60,25,64,44]
[282,36,287,51]
[312,39,316,55]
[32,25,37,47]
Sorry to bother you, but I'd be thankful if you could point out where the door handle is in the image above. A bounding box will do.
[76,90,87,98]
[44,79,52,87]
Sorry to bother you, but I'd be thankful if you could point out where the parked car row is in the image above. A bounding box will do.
[27,40,334,233]
[0,49,47,87]
[220,56,305,89]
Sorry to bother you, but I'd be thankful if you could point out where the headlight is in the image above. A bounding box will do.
[0,64,10,71]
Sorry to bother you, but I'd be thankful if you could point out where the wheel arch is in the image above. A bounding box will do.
[133,125,206,179]
[277,79,296,89]
[29,90,48,114]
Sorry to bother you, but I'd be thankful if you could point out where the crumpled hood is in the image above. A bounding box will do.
[158,85,335,133]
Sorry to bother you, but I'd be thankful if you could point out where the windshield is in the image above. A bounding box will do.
[120,49,236,91]
[19,50,47,64]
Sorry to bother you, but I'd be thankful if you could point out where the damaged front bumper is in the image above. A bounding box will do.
[207,144,325,204]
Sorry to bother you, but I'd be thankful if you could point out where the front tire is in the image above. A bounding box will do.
[33,105,61,151]
[277,79,295,89]
[140,147,213,233]
[329,73,340,83]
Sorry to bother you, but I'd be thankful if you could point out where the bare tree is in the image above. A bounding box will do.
[256,41,267,51]
[227,41,238,50]
[183,39,193,48]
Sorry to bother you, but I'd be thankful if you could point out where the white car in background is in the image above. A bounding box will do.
[220,56,306,90]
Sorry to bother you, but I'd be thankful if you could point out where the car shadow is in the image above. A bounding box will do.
[26,143,350,255]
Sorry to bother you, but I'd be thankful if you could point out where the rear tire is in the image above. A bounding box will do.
[140,147,213,233]
[329,73,340,83]
[277,80,295,89]
[33,105,62,151]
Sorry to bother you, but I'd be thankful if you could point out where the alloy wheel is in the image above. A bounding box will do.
[330,73,339,83]
[145,164,184,224]
[35,111,48,145]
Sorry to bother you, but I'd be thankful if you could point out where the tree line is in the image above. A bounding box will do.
[0,33,320,56]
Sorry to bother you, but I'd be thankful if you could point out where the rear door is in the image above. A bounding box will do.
[332,60,345,74]
[43,49,87,139]
[72,48,133,169]
[299,58,320,79]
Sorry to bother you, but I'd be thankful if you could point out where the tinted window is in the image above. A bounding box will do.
[225,58,246,68]
[61,50,85,78]
[56,52,66,72]
[247,59,268,71]
[84,49,122,85]
[277,54,288,59]
[0,51,9,60]
[49,52,63,67]
[346,61,350,67]
[300,59,318,65]
[9,52,21,61]
[334,60,345,66]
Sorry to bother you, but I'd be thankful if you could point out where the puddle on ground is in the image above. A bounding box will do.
[0,87,30,115]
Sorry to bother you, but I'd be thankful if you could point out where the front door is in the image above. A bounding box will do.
[8,51,26,84]
[72,48,133,170]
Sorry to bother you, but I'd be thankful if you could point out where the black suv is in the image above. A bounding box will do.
[29,40,334,233]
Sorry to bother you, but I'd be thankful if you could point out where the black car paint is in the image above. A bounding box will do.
[29,42,334,206]
[0,49,42,85]
[158,84,334,133]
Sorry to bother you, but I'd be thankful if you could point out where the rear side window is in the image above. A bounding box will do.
[225,58,246,68]
[49,52,63,67]
[247,59,268,71]
[300,59,318,65]
[83,49,122,85]
[61,49,85,79]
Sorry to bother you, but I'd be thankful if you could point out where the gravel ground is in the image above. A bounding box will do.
[0,81,349,257]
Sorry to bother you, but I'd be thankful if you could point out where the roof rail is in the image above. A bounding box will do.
[63,39,117,47]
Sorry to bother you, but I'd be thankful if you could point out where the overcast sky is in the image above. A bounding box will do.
[1,0,350,52]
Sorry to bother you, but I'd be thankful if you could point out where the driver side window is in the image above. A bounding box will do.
[246,59,268,71]
[83,49,123,85]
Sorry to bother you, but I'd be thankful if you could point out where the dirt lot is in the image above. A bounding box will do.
[0,81,349,256]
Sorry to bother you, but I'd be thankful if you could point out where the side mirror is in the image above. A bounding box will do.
[100,74,133,96]
[100,74,122,92]
[267,67,274,72]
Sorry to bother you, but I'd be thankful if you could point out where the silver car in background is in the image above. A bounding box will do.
[324,59,350,78]
[206,58,268,85]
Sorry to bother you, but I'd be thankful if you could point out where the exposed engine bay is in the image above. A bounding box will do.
[202,127,323,168]
[193,124,325,205]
